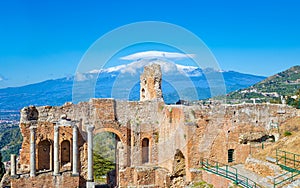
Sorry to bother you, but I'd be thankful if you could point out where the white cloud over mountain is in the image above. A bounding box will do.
[118,59,178,75]
[104,59,201,76]
[75,59,202,82]
[120,50,195,60]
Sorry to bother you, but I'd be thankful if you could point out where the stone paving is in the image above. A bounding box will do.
[233,164,273,188]
[233,164,300,188]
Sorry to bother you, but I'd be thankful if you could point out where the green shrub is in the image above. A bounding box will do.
[284,131,292,136]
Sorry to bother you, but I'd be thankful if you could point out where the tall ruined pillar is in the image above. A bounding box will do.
[86,125,95,188]
[116,141,125,187]
[72,124,79,176]
[29,125,36,177]
[53,125,60,175]
[10,154,17,177]
[140,64,163,101]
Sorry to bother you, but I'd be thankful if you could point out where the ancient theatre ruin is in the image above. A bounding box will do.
[9,64,299,187]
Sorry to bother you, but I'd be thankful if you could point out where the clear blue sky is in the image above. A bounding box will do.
[1,0,300,88]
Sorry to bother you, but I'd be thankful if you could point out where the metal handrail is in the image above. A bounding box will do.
[273,171,300,188]
[273,149,300,187]
[276,149,300,169]
[200,158,261,188]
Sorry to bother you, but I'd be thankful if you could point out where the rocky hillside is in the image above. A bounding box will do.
[226,65,300,104]
[243,116,300,186]
[252,116,300,160]
[0,124,22,161]
[254,65,300,95]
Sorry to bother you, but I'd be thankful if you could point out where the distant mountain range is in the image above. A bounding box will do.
[0,59,266,111]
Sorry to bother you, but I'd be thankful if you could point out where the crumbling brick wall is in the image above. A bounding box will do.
[14,92,299,187]
[13,63,300,187]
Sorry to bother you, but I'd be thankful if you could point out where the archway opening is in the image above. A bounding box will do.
[228,149,234,163]
[37,140,52,171]
[142,138,150,164]
[61,140,71,166]
[269,135,275,142]
[94,131,120,187]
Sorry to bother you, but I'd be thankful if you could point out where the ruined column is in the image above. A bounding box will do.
[72,124,79,176]
[140,64,163,101]
[53,125,60,176]
[116,141,124,187]
[86,125,95,188]
[30,125,36,177]
[10,154,17,177]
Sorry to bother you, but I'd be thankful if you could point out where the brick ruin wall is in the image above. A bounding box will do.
[11,171,82,188]
[14,98,299,187]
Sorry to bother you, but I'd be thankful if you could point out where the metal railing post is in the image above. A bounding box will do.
[285,151,287,166]
[294,154,296,169]
[226,165,228,177]
[235,168,238,184]
[276,149,278,165]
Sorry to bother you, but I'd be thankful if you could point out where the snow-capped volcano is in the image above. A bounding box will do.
[83,59,203,79]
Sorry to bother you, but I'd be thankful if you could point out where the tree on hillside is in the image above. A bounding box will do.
[93,132,117,181]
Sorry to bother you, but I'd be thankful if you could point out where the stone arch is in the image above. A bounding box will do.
[37,139,52,170]
[142,138,150,164]
[269,135,276,142]
[93,128,126,144]
[93,128,124,188]
[61,140,71,165]
[228,149,234,163]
